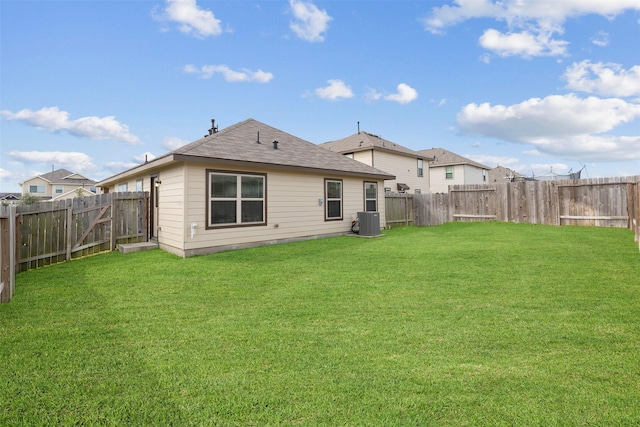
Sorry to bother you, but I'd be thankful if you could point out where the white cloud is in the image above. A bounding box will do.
[590,30,609,47]
[162,136,190,150]
[8,151,96,175]
[457,94,640,161]
[564,61,640,98]
[289,0,332,42]
[384,83,419,104]
[422,0,639,58]
[0,168,12,180]
[315,79,354,101]
[104,161,139,173]
[365,88,383,102]
[466,154,520,168]
[184,64,273,83]
[1,107,141,144]
[479,28,568,57]
[153,0,222,38]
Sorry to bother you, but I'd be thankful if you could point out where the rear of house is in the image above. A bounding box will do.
[321,131,431,194]
[97,119,394,257]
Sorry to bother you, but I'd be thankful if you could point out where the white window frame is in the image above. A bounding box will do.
[364,182,377,212]
[136,179,143,192]
[118,183,128,192]
[325,179,343,220]
[417,159,423,177]
[445,166,454,180]
[29,185,45,194]
[55,185,64,194]
[207,170,266,229]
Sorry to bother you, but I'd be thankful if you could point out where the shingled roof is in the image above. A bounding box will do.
[320,131,426,159]
[418,148,489,170]
[98,119,395,185]
[19,168,96,186]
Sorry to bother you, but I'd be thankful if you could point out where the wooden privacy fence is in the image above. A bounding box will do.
[387,176,640,246]
[385,194,414,227]
[0,192,149,302]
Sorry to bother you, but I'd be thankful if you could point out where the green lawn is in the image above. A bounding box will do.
[1,222,639,426]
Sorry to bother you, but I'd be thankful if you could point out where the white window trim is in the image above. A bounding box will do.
[325,179,343,220]
[364,181,378,212]
[445,166,454,180]
[207,170,266,229]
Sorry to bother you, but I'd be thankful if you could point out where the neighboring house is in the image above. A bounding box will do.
[320,131,432,194]
[418,148,490,193]
[96,119,395,258]
[19,168,97,200]
[0,193,21,205]
[489,166,525,183]
[51,187,96,201]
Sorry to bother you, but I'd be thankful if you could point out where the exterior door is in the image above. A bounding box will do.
[150,175,159,240]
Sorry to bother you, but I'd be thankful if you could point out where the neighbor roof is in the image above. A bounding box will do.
[320,132,428,159]
[418,148,489,170]
[489,165,524,183]
[98,119,395,186]
[19,168,96,186]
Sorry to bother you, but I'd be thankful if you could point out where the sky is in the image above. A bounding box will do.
[1,0,639,192]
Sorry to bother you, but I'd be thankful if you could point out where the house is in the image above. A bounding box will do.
[96,119,395,258]
[19,168,97,200]
[320,131,432,194]
[0,193,21,205]
[489,165,525,183]
[418,148,490,193]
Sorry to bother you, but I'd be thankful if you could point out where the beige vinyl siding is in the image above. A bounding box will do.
[429,165,461,193]
[180,163,385,256]
[353,150,373,167]
[372,151,428,194]
[464,165,487,184]
[154,164,186,253]
[23,177,51,197]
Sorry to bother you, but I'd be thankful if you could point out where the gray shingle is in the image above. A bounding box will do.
[102,119,395,183]
[419,148,489,169]
[320,131,424,159]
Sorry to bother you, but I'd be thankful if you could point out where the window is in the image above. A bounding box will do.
[55,185,63,194]
[136,179,143,191]
[364,182,377,212]
[417,159,423,177]
[29,185,45,193]
[445,166,454,180]
[483,170,487,182]
[325,179,342,220]
[207,171,265,228]
[118,183,128,192]
[415,189,421,194]
[384,187,392,194]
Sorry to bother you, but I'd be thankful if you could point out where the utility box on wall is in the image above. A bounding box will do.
[357,211,381,236]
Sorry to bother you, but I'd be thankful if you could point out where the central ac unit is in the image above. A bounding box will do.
[357,211,380,236]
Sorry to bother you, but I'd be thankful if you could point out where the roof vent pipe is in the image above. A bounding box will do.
[357,121,360,134]
[273,140,279,150]
[257,132,260,143]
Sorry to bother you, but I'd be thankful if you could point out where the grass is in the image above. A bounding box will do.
[1,222,639,426]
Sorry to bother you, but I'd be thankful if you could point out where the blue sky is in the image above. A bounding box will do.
[1,0,639,192]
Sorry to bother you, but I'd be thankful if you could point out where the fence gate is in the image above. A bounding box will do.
[15,192,148,272]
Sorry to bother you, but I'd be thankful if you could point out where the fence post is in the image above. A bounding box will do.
[66,199,73,261]
[1,206,17,303]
